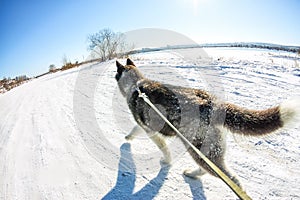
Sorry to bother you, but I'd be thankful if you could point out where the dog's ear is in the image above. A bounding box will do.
[116,60,125,73]
[126,58,135,66]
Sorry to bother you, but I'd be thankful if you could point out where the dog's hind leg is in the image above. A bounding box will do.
[125,125,144,140]
[186,146,241,186]
[185,127,242,187]
[214,161,242,188]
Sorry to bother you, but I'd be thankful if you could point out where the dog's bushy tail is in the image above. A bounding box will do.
[223,99,300,136]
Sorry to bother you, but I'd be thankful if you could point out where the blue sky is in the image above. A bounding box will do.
[0,0,299,78]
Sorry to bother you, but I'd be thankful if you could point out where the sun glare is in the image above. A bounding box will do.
[183,0,209,16]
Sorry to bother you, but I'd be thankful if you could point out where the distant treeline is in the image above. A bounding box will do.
[0,75,30,93]
[128,42,300,55]
[36,58,102,79]
[201,42,300,53]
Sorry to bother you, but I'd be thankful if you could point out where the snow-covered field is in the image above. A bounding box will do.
[0,48,299,200]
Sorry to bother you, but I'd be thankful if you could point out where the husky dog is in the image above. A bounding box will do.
[115,58,298,186]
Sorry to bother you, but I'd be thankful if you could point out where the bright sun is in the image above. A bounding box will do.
[184,0,209,16]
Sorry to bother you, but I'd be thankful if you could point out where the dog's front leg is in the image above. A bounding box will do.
[184,168,206,179]
[125,125,144,140]
[148,132,172,165]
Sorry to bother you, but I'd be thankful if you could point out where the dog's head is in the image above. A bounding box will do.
[115,58,144,96]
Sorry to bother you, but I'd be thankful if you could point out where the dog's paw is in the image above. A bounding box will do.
[160,157,172,166]
[183,169,201,179]
[125,134,134,141]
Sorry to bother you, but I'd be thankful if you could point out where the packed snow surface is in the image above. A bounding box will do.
[0,48,299,199]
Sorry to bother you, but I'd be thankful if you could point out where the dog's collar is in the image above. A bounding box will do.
[131,86,138,94]
[132,80,143,94]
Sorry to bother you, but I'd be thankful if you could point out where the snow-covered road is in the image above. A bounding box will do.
[0,48,299,199]
[0,68,111,199]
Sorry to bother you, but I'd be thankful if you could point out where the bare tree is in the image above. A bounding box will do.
[49,64,56,72]
[62,54,69,66]
[87,28,126,61]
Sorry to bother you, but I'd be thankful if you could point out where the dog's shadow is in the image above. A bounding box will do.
[102,143,206,200]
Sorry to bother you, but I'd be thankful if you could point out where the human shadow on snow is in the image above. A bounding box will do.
[102,143,170,200]
[102,142,206,200]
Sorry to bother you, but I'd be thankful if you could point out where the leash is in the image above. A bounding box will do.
[136,87,252,200]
